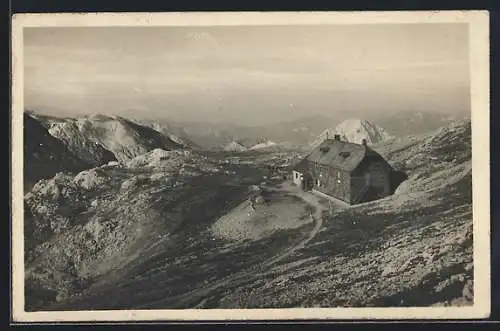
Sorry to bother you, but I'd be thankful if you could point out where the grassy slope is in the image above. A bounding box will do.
[211,172,472,308]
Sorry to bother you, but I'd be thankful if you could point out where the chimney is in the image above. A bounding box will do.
[361,138,367,147]
[334,134,341,141]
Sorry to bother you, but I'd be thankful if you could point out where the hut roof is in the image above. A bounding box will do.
[293,139,382,172]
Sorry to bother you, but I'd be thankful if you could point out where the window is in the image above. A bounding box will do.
[320,146,330,153]
[339,151,350,158]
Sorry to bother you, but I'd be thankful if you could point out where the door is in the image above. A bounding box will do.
[307,177,314,190]
[302,173,314,191]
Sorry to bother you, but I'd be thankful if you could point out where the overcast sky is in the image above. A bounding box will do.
[24,24,470,125]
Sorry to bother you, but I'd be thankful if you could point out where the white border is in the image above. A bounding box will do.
[11,11,491,322]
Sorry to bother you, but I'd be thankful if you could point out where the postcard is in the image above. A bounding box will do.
[11,10,490,322]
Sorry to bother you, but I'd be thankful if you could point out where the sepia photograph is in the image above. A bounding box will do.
[11,11,490,322]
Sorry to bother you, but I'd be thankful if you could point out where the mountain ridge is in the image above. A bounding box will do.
[310,118,393,148]
[23,113,92,192]
[27,111,186,164]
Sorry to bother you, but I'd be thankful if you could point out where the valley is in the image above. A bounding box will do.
[23,111,473,311]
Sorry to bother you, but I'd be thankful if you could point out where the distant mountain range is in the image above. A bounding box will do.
[23,108,469,190]
[310,118,393,148]
[222,139,279,152]
[159,110,468,149]
[24,112,188,191]
[127,119,201,150]
[367,110,469,138]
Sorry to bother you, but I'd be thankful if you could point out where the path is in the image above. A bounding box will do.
[137,181,332,309]
[262,183,328,266]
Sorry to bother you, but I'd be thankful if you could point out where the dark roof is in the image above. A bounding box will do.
[292,158,309,172]
[298,139,372,172]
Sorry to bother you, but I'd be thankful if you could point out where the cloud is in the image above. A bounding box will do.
[23,25,470,123]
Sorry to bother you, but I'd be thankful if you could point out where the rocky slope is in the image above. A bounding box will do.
[23,114,91,192]
[130,119,201,150]
[47,120,117,167]
[23,118,473,311]
[31,113,185,164]
[24,149,234,309]
[311,118,393,148]
[69,115,185,163]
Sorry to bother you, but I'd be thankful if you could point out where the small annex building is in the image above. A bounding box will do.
[291,134,394,205]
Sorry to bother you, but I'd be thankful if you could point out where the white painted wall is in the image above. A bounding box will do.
[292,170,303,186]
